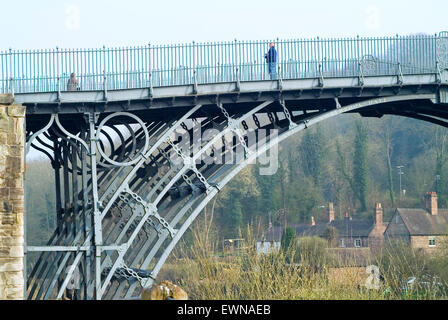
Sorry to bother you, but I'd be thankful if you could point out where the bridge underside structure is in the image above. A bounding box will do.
[3,33,446,299]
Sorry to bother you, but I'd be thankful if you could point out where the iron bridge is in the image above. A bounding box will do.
[1,33,448,299]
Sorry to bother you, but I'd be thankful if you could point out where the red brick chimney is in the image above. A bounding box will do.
[375,203,383,225]
[328,202,335,222]
[425,192,438,215]
[370,203,387,253]
[311,216,315,226]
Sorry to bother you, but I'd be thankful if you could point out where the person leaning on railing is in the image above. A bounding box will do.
[265,42,278,80]
[67,72,80,91]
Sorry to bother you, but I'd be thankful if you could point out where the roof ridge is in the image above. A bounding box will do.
[395,209,413,235]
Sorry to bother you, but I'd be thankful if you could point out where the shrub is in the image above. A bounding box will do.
[281,227,296,252]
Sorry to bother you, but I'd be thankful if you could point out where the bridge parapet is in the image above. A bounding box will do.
[1,34,446,95]
[0,94,25,300]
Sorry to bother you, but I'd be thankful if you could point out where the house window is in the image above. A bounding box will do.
[395,215,399,224]
[429,237,436,247]
[354,239,362,248]
[340,239,345,248]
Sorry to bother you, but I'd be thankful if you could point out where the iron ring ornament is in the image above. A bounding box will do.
[360,55,377,75]
[95,112,150,167]
[437,32,448,70]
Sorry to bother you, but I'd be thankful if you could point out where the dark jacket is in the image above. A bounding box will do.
[265,47,277,63]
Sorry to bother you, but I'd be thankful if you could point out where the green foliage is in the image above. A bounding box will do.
[300,126,326,187]
[256,173,278,214]
[433,127,448,206]
[216,167,260,238]
[286,176,324,223]
[25,160,56,246]
[227,198,243,237]
[281,227,296,251]
[294,236,330,267]
[323,226,338,247]
[383,119,395,205]
[353,120,369,211]
[25,159,58,270]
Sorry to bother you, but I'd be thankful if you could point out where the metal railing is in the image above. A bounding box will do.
[1,33,446,94]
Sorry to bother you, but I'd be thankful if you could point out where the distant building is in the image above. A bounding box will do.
[384,192,448,252]
[256,221,282,254]
[256,202,388,255]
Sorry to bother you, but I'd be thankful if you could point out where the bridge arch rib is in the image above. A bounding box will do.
[24,91,447,300]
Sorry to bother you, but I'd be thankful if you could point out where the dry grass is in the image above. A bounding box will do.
[157,222,448,300]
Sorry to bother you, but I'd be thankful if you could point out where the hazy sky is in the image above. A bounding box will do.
[1,0,447,50]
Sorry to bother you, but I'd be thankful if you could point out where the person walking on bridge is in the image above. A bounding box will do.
[67,72,80,91]
[265,42,278,80]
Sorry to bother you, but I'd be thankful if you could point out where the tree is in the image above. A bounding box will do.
[216,166,260,237]
[286,177,325,223]
[227,197,243,237]
[353,120,369,211]
[410,124,448,206]
[335,139,356,210]
[256,173,278,217]
[299,126,326,187]
[433,127,448,206]
[295,236,329,268]
[383,119,395,205]
[324,226,338,247]
[281,227,296,252]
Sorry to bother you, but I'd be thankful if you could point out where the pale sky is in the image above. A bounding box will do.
[1,0,447,50]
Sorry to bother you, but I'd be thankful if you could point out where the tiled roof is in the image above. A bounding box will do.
[397,208,448,235]
[259,218,376,242]
[329,219,374,237]
[259,223,324,242]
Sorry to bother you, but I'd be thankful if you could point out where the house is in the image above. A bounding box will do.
[256,202,388,255]
[299,202,388,251]
[384,192,448,252]
[256,221,282,254]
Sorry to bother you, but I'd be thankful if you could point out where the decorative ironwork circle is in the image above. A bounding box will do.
[96,112,150,167]
[360,55,377,74]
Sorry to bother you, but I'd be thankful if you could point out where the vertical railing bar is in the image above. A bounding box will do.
[149,44,152,87]
[209,42,212,83]
[114,47,118,89]
[119,47,122,88]
[52,48,55,92]
[234,39,239,86]
[193,41,197,90]
[56,46,60,94]
[102,46,107,93]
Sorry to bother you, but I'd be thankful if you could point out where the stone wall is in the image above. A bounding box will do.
[410,235,448,253]
[0,94,25,300]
